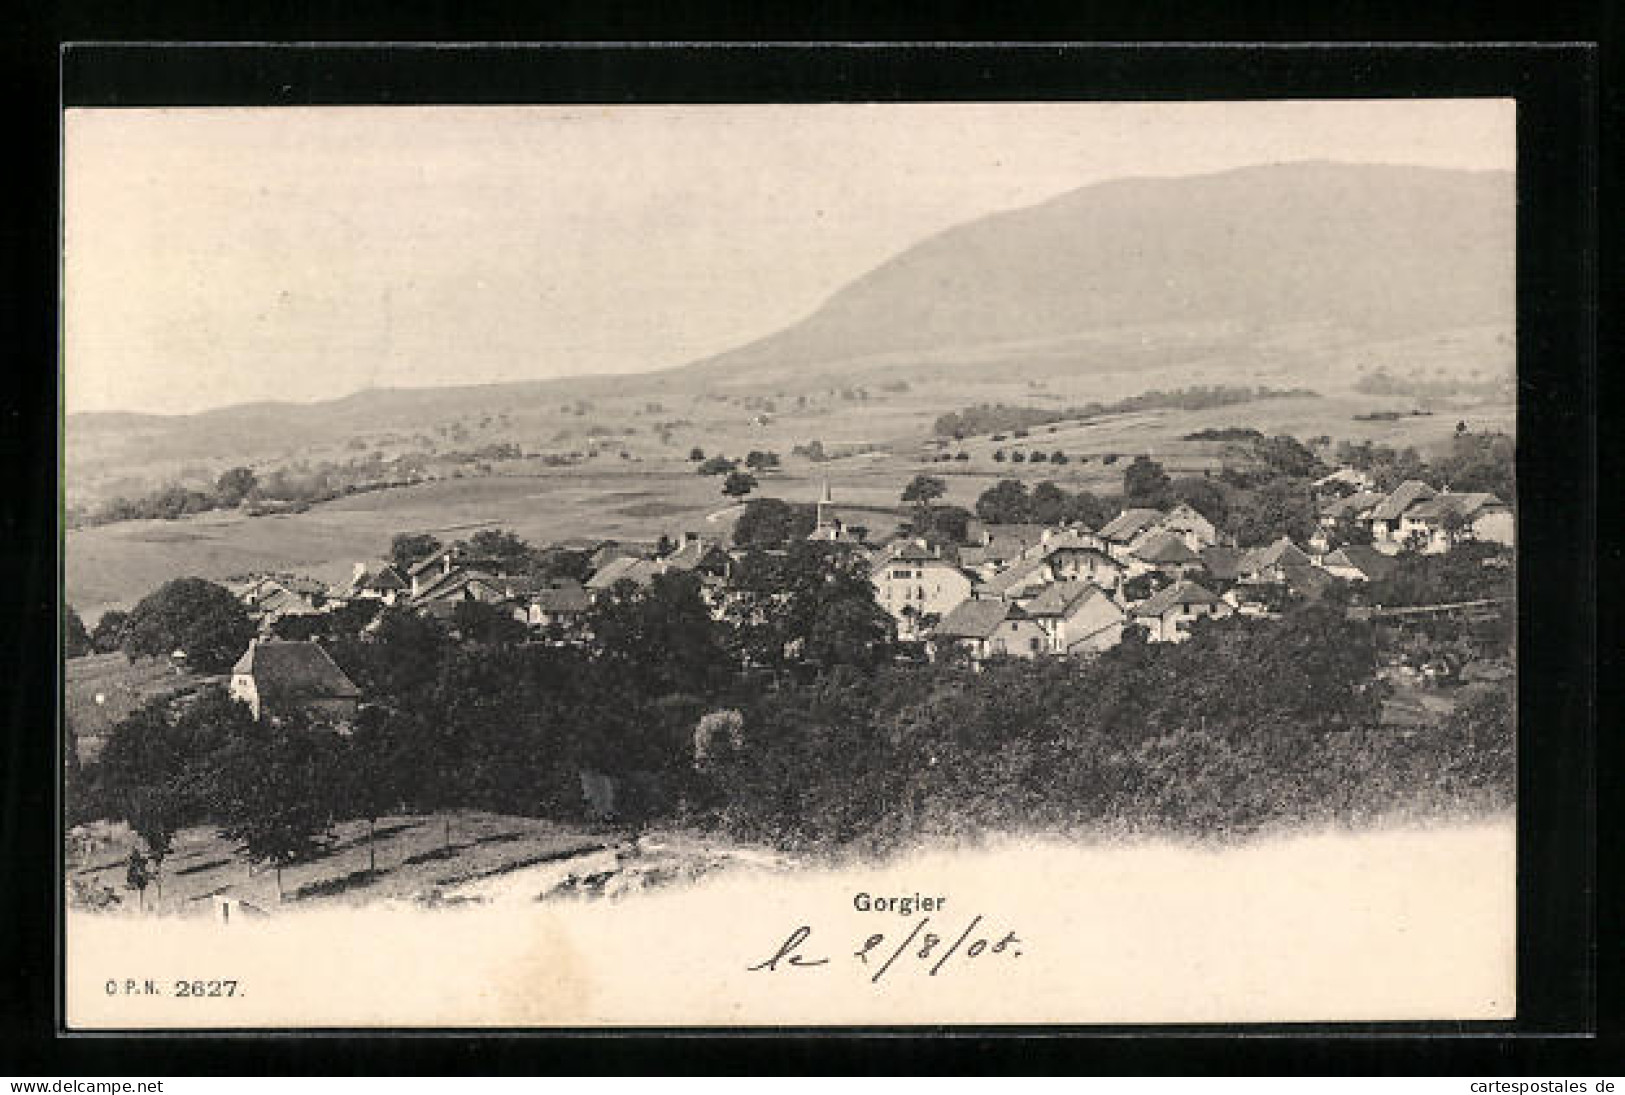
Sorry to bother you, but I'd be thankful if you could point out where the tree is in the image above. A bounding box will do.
[390,532,442,571]
[463,528,533,570]
[63,605,91,658]
[688,447,706,462]
[722,471,759,499]
[335,711,409,873]
[698,455,737,476]
[732,498,818,548]
[745,450,781,472]
[452,599,529,647]
[90,609,130,654]
[901,475,947,509]
[1166,476,1229,525]
[974,480,1031,523]
[1252,434,1324,481]
[127,785,182,905]
[125,849,152,911]
[1224,479,1318,546]
[214,722,339,901]
[1123,456,1172,507]
[1434,430,1514,498]
[587,572,732,698]
[901,474,947,532]
[123,578,255,672]
[214,466,258,506]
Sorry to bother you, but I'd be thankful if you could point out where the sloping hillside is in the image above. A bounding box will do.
[682,162,1513,383]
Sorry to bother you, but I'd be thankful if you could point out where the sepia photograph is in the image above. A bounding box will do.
[61,97,1520,1028]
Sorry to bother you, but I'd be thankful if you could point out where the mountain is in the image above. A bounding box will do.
[680,161,1514,380]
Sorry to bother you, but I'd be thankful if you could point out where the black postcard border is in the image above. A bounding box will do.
[3,39,1604,1074]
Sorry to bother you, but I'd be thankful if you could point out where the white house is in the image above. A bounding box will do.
[871,542,974,641]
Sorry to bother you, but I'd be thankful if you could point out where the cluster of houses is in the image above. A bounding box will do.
[217,473,1512,716]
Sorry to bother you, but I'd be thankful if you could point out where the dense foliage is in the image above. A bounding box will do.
[933,385,1318,438]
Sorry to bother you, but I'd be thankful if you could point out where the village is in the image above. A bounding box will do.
[197,463,1513,717]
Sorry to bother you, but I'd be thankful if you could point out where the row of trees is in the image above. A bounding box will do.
[932,386,1317,439]
[77,575,1514,884]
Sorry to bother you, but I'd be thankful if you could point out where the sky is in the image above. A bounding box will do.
[63,100,1514,415]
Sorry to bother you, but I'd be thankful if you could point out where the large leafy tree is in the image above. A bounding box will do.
[725,542,895,673]
[1123,456,1172,507]
[974,479,1032,523]
[389,532,442,571]
[213,719,341,900]
[90,609,130,654]
[1224,478,1318,546]
[732,498,818,548]
[123,578,254,672]
[463,528,534,571]
[587,572,732,698]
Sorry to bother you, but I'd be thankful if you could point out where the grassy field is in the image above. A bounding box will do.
[65,334,1515,622]
[63,654,223,763]
[68,811,620,915]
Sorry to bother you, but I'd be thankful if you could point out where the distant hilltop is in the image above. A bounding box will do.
[679,161,1514,381]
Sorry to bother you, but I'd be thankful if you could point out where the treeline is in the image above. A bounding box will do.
[1335,430,1514,500]
[71,591,1514,883]
[933,385,1318,438]
[1353,368,1513,401]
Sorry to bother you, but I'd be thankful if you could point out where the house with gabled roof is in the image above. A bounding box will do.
[1237,537,1315,584]
[1366,480,1437,551]
[1198,545,1247,588]
[1034,529,1123,588]
[1397,492,1513,554]
[340,561,409,604]
[659,534,735,578]
[1022,581,1127,655]
[1130,580,1230,644]
[586,555,665,594]
[981,555,1052,602]
[507,577,594,635]
[870,540,974,641]
[959,523,1052,574]
[930,599,1047,662]
[230,639,360,723]
[410,567,511,609]
[1157,502,1220,551]
[1132,530,1206,579]
[1320,544,1398,583]
[1097,508,1167,561]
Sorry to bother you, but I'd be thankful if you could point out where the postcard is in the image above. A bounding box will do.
[62,98,1517,1028]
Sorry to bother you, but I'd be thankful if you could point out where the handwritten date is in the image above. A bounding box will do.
[749,916,1020,982]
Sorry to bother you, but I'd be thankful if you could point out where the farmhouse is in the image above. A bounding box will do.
[1131,530,1205,579]
[1021,581,1127,655]
[931,599,1048,662]
[1130,580,1230,644]
[1366,480,1437,551]
[1320,544,1398,583]
[229,639,360,723]
[339,562,409,604]
[1097,508,1167,559]
[1237,537,1314,584]
[1156,502,1220,550]
[1397,492,1514,554]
